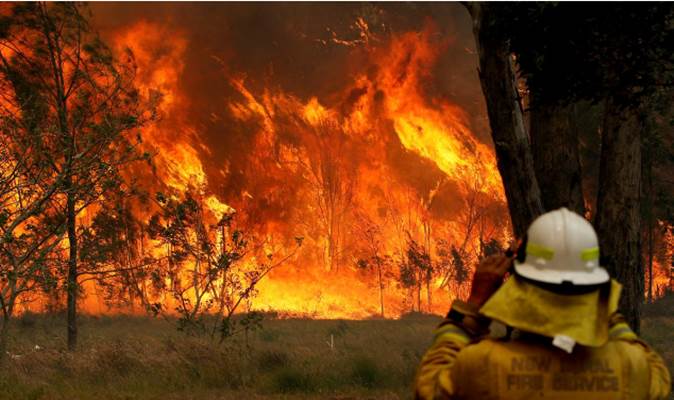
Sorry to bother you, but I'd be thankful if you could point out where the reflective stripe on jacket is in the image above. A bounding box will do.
[415,320,671,400]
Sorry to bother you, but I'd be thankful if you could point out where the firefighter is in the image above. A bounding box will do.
[415,208,671,399]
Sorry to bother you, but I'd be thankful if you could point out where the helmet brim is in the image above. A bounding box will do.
[514,261,610,286]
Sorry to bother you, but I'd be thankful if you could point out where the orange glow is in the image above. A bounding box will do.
[162,23,507,318]
[19,18,511,318]
[648,221,674,298]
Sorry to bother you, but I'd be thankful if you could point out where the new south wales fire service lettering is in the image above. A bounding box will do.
[504,355,620,394]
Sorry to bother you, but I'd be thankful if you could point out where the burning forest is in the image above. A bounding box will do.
[1,2,519,327]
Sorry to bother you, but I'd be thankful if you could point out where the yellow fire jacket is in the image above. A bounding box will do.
[415,317,671,400]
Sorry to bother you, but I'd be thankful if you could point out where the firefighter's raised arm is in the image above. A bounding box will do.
[415,254,511,399]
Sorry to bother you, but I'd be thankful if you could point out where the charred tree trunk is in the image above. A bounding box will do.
[647,216,653,303]
[645,152,654,304]
[467,3,544,237]
[530,103,585,214]
[0,299,13,361]
[0,315,9,362]
[66,189,78,351]
[594,98,643,332]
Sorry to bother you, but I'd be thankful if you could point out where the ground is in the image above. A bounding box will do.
[0,296,672,400]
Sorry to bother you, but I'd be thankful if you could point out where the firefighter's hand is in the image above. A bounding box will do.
[467,253,514,307]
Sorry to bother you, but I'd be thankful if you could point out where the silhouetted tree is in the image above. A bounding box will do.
[436,239,469,301]
[399,239,432,313]
[464,3,544,238]
[0,3,156,349]
[147,192,301,341]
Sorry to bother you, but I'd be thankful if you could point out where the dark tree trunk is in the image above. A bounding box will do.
[66,189,78,351]
[0,303,12,361]
[647,218,653,304]
[594,98,643,333]
[645,153,654,304]
[530,103,585,214]
[467,4,544,237]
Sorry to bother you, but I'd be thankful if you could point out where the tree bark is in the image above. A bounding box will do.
[645,153,654,304]
[594,98,643,332]
[530,103,585,214]
[0,316,9,362]
[467,4,544,237]
[66,189,78,351]
[647,218,653,303]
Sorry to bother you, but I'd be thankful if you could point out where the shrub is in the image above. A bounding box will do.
[272,368,314,393]
[18,311,38,329]
[258,328,281,342]
[257,349,290,372]
[95,344,142,377]
[350,356,381,388]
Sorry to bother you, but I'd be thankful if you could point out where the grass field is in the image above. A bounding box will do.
[0,296,672,400]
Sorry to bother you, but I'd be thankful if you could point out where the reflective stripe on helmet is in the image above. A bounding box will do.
[581,246,600,261]
[526,242,555,260]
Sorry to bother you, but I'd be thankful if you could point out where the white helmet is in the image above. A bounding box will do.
[515,208,609,285]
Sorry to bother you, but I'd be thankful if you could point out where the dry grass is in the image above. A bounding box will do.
[0,312,438,400]
[641,291,674,392]
[0,298,671,400]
